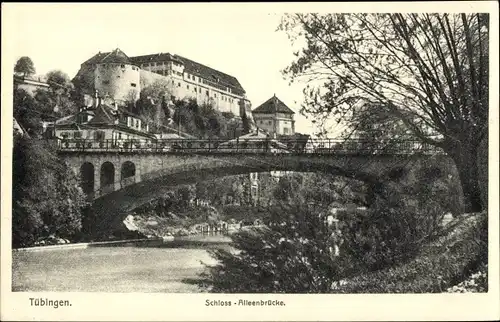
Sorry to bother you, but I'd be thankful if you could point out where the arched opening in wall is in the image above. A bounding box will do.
[100,162,115,193]
[80,162,94,195]
[121,161,136,181]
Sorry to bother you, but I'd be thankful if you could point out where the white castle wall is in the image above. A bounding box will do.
[139,67,241,116]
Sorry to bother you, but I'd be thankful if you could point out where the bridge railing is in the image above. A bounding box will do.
[54,138,445,155]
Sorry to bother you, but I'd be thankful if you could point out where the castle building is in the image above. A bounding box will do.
[252,94,296,136]
[73,48,250,117]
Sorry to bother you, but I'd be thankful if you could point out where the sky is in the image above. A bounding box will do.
[6,3,319,135]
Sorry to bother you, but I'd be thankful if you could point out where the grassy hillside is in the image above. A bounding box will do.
[331,212,488,293]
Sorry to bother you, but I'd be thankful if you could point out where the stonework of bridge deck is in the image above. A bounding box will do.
[55,138,447,235]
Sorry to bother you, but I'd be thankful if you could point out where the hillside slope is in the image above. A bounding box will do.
[331,212,488,293]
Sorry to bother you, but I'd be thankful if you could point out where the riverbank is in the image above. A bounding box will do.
[13,233,232,253]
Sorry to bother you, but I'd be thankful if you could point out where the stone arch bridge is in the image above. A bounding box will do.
[56,138,448,234]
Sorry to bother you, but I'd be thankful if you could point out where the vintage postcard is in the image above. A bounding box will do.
[1,2,499,321]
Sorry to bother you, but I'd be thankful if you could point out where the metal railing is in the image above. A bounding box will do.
[53,138,444,155]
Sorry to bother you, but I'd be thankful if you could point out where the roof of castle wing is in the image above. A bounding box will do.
[252,95,295,114]
[175,55,246,96]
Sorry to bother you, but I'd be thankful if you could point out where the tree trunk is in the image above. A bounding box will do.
[447,142,484,213]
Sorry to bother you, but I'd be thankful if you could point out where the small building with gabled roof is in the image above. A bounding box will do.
[252,94,296,136]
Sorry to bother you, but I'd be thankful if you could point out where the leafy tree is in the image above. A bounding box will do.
[14,56,36,77]
[279,13,489,212]
[13,88,44,137]
[339,159,462,274]
[44,70,79,116]
[12,137,87,247]
[273,175,302,203]
[177,185,196,207]
[198,203,341,293]
[46,70,73,93]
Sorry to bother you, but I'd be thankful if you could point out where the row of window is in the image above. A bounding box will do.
[99,63,139,71]
[178,82,236,102]
[257,120,290,125]
[100,80,137,87]
[139,63,233,93]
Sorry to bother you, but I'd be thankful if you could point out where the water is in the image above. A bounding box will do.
[12,246,219,293]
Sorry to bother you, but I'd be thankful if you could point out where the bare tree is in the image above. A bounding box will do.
[279,13,489,212]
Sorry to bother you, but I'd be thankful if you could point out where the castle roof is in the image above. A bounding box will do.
[253,95,295,114]
[82,49,134,66]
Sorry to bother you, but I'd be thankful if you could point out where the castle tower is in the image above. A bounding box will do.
[94,48,141,105]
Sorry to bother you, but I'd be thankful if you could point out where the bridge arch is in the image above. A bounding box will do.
[100,161,115,193]
[80,162,94,194]
[121,161,136,180]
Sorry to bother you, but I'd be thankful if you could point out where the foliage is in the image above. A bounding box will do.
[273,175,302,202]
[46,70,73,93]
[13,87,78,137]
[13,88,44,137]
[279,13,489,212]
[171,98,241,139]
[12,136,87,247]
[339,159,463,273]
[198,203,342,293]
[446,262,487,293]
[131,79,174,132]
[14,56,36,76]
[331,212,487,293]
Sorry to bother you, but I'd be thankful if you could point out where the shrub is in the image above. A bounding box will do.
[12,137,87,247]
[331,212,487,293]
[198,203,343,293]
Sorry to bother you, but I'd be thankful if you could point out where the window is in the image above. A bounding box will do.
[131,83,136,87]
[135,120,139,128]
[187,85,189,89]
[178,83,181,87]
[194,88,197,93]
[284,128,289,134]
[73,131,82,139]
[206,90,209,95]
[214,93,217,98]
[94,130,105,141]
[103,80,110,85]
[268,121,272,125]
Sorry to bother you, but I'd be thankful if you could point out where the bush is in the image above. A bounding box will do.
[331,212,487,293]
[198,203,343,293]
[12,137,87,247]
